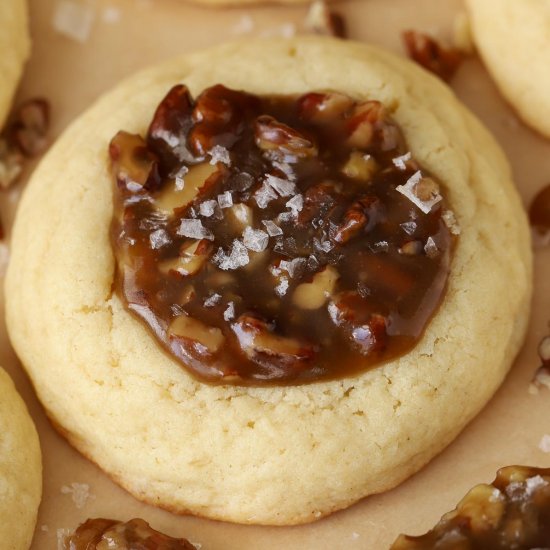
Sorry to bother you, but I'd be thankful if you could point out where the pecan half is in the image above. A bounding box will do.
[255,115,317,158]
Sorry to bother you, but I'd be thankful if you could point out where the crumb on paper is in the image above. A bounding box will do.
[52,0,96,43]
[539,434,550,453]
[60,482,94,509]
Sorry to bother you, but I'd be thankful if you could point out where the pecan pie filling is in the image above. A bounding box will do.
[109,84,456,384]
[392,466,550,549]
[63,518,196,549]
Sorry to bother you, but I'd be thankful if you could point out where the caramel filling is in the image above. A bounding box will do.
[110,84,455,384]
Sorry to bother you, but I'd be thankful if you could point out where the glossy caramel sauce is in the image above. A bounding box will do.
[109,84,456,384]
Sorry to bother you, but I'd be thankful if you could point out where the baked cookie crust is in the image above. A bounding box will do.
[465,0,550,138]
[0,0,30,128]
[0,368,42,549]
[5,37,532,525]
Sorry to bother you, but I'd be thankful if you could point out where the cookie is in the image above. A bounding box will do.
[0,367,42,549]
[465,0,550,138]
[0,0,31,128]
[5,37,532,525]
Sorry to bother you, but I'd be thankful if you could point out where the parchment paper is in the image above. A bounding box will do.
[2,0,550,548]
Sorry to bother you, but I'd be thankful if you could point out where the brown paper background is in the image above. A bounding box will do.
[2,0,550,547]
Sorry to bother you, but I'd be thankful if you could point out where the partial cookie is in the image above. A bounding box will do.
[0,367,42,549]
[465,0,550,138]
[0,0,31,128]
[6,37,532,525]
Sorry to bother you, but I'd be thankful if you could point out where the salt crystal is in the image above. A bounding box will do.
[357,282,371,298]
[174,165,188,191]
[149,229,171,250]
[286,194,304,214]
[223,302,235,321]
[189,207,198,219]
[392,152,411,170]
[218,191,233,209]
[396,171,442,214]
[442,209,461,235]
[424,237,439,258]
[277,211,295,224]
[212,240,249,270]
[272,160,297,181]
[254,182,278,209]
[209,145,231,166]
[539,434,550,453]
[231,14,254,35]
[199,200,219,218]
[102,6,121,24]
[60,482,94,509]
[262,220,283,237]
[177,219,214,241]
[265,174,297,197]
[171,304,186,316]
[204,293,222,307]
[314,237,333,253]
[242,227,269,252]
[374,240,389,252]
[280,257,306,278]
[489,488,504,502]
[400,221,417,235]
[275,277,290,297]
[52,0,95,43]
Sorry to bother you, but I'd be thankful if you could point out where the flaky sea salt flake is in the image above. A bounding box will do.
[396,171,442,214]
[209,145,231,166]
[262,220,283,237]
[400,221,417,235]
[392,152,411,170]
[275,277,290,297]
[223,302,235,321]
[149,229,171,250]
[525,475,548,496]
[242,227,269,252]
[286,194,304,214]
[424,236,439,258]
[199,200,219,218]
[266,174,297,197]
[52,0,95,43]
[177,219,214,241]
[204,293,222,307]
[213,240,249,270]
[254,182,278,209]
[217,191,233,209]
[280,257,306,278]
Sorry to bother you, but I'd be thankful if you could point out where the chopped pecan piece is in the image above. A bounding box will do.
[293,265,339,309]
[160,239,212,277]
[332,196,381,244]
[345,101,386,149]
[403,30,463,81]
[297,181,340,227]
[254,115,317,158]
[109,131,161,192]
[63,517,197,549]
[232,313,316,372]
[169,314,225,357]
[298,91,354,122]
[328,291,387,354]
[10,99,50,156]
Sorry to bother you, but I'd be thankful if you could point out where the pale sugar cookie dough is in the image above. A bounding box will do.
[465,0,550,138]
[0,367,42,549]
[0,0,30,128]
[5,37,532,525]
